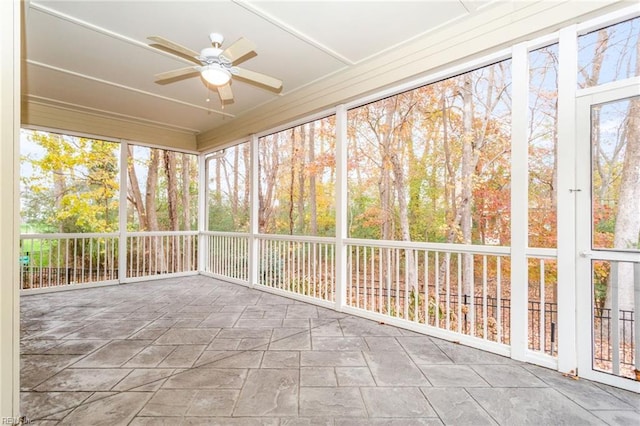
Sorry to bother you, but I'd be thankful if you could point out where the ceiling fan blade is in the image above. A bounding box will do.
[217,83,234,103]
[154,67,200,84]
[148,35,201,64]
[233,67,283,91]
[220,38,256,65]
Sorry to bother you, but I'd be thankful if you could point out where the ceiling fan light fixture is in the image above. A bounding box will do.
[201,64,231,86]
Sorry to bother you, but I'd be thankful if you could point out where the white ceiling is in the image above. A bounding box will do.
[23,0,488,141]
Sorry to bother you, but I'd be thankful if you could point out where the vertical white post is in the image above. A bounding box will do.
[118,141,128,282]
[557,25,578,374]
[335,105,348,310]
[610,262,620,375]
[510,42,529,362]
[198,153,207,273]
[0,0,20,418]
[634,263,640,373]
[249,134,260,288]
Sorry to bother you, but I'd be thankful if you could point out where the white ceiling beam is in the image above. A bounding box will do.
[234,0,355,65]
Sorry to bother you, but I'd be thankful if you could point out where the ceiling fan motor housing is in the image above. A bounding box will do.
[200,47,224,63]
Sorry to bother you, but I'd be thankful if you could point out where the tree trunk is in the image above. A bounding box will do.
[443,94,459,245]
[608,35,640,312]
[146,149,161,272]
[297,125,307,234]
[181,153,190,230]
[381,97,418,311]
[308,122,318,235]
[221,156,233,223]
[258,135,280,232]
[390,149,418,302]
[127,146,147,230]
[610,97,640,312]
[289,128,296,235]
[215,156,222,205]
[232,146,239,220]
[243,143,250,220]
[379,99,396,241]
[581,29,608,88]
[145,149,160,231]
[181,154,191,269]
[460,75,475,296]
[53,171,67,233]
[164,151,179,231]
[387,97,416,282]
[163,151,179,272]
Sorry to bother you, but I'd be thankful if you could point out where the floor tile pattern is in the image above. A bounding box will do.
[20,276,640,425]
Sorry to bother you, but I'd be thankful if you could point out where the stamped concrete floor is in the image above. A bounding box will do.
[21,276,640,425]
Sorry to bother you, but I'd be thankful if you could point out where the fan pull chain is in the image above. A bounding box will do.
[206,86,212,115]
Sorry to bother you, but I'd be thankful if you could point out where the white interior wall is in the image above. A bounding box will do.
[0,0,21,420]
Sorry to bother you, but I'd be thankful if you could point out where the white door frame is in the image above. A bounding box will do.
[575,76,640,392]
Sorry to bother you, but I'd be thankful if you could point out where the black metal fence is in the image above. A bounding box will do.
[351,286,634,360]
[20,266,119,289]
[594,307,635,366]
[454,296,634,362]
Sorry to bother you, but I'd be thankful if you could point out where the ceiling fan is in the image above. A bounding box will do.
[148,32,283,103]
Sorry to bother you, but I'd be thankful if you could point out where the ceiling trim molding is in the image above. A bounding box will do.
[26,95,201,134]
[234,0,355,65]
[460,0,492,13]
[27,60,234,118]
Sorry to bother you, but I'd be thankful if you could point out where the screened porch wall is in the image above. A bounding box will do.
[19,138,201,292]
[203,10,639,381]
[19,8,640,389]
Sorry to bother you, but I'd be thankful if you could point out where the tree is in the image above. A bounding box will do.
[259,133,282,233]
[579,20,640,311]
[208,144,250,232]
[181,153,191,230]
[22,131,119,234]
[528,44,559,249]
[127,146,198,270]
[608,33,640,311]
[164,151,179,231]
[308,122,318,235]
[127,145,147,230]
[258,117,336,237]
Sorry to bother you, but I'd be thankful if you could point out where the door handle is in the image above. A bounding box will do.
[579,251,593,258]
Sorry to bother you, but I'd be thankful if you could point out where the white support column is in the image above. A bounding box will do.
[249,134,260,288]
[634,263,640,374]
[0,0,20,418]
[198,153,207,273]
[510,42,529,362]
[556,25,578,374]
[118,141,128,282]
[335,105,348,310]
